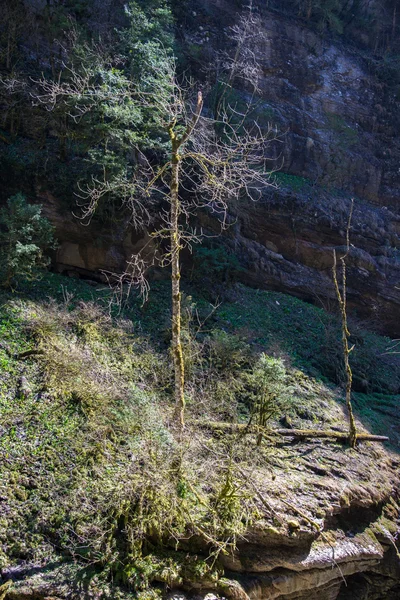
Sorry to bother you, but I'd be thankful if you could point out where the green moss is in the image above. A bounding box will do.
[0,271,398,597]
[287,519,301,534]
[273,171,310,191]
[0,581,12,599]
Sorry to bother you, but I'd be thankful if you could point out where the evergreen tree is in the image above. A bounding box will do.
[0,193,56,287]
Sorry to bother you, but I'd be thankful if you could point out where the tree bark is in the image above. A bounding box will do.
[332,202,357,449]
[168,92,203,432]
[170,141,185,431]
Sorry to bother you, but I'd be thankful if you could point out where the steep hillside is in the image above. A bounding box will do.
[0,274,399,599]
[1,2,400,599]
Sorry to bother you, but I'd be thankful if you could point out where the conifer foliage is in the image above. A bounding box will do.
[0,194,56,287]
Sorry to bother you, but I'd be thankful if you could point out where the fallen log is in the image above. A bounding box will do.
[192,420,389,442]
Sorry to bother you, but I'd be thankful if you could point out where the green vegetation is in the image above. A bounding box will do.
[0,0,175,210]
[0,279,258,590]
[192,243,244,286]
[0,194,56,287]
[2,0,275,434]
[1,0,399,215]
[0,1,399,597]
[0,272,398,596]
[245,354,289,445]
[325,112,359,149]
[214,284,400,395]
[273,172,310,191]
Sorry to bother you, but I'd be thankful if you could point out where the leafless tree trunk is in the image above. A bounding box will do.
[332,200,357,448]
[168,92,203,428]
[170,140,185,428]
[25,38,278,433]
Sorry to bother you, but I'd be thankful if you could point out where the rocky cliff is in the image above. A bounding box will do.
[3,408,400,600]
[175,0,400,336]
[0,3,399,599]
[30,0,400,336]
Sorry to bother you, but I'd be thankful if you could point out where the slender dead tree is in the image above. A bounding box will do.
[167,90,204,430]
[75,58,278,431]
[25,28,279,432]
[215,0,267,95]
[332,199,357,448]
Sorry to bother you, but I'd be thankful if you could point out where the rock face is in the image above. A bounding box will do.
[180,0,400,336]
[37,189,156,280]
[40,183,400,337]
[187,0,400,210]
[3,392,399,600]
[220,532,400,600]
[3,486,400,600]
[35,0,400,336]
[226,187,400,337]
[207,426,400,600]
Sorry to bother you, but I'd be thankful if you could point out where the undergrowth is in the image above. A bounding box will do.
[0,273,399,597]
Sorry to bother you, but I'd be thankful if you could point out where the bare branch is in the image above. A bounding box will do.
[22,34,281,431]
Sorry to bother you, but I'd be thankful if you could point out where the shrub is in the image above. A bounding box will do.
[0,193,56,287]
[245,354,289,443]
[208,329,251,372]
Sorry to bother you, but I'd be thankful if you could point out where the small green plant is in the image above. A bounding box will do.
[325,112,359,149]
[208,330,251,372]
[246,354,288,445]
[211,442,253,540]
[0,193,56,287]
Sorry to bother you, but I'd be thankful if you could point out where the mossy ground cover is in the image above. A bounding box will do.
[272,172,311,192]
[0,273,399,598]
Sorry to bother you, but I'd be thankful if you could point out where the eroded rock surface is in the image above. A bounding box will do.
[3,418,400,600]
[226,188,400,336]
[36,0,400,336]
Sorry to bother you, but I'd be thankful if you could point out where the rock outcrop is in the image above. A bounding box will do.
[226,187,400,337]
[180,0,400,336]
[3,395,400,600]
[185,0,400,209]
[3,480,400,600]
[33,0,400,336]
[0,4,399,600]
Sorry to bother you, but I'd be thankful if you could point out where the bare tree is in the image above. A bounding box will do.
[23,21,279,432]
[95,75,277,431]
[217,0,267,93]
[332,199,358,448]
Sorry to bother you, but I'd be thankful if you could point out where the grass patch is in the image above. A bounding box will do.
[272,172,310,191]
[325,112,359,149]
